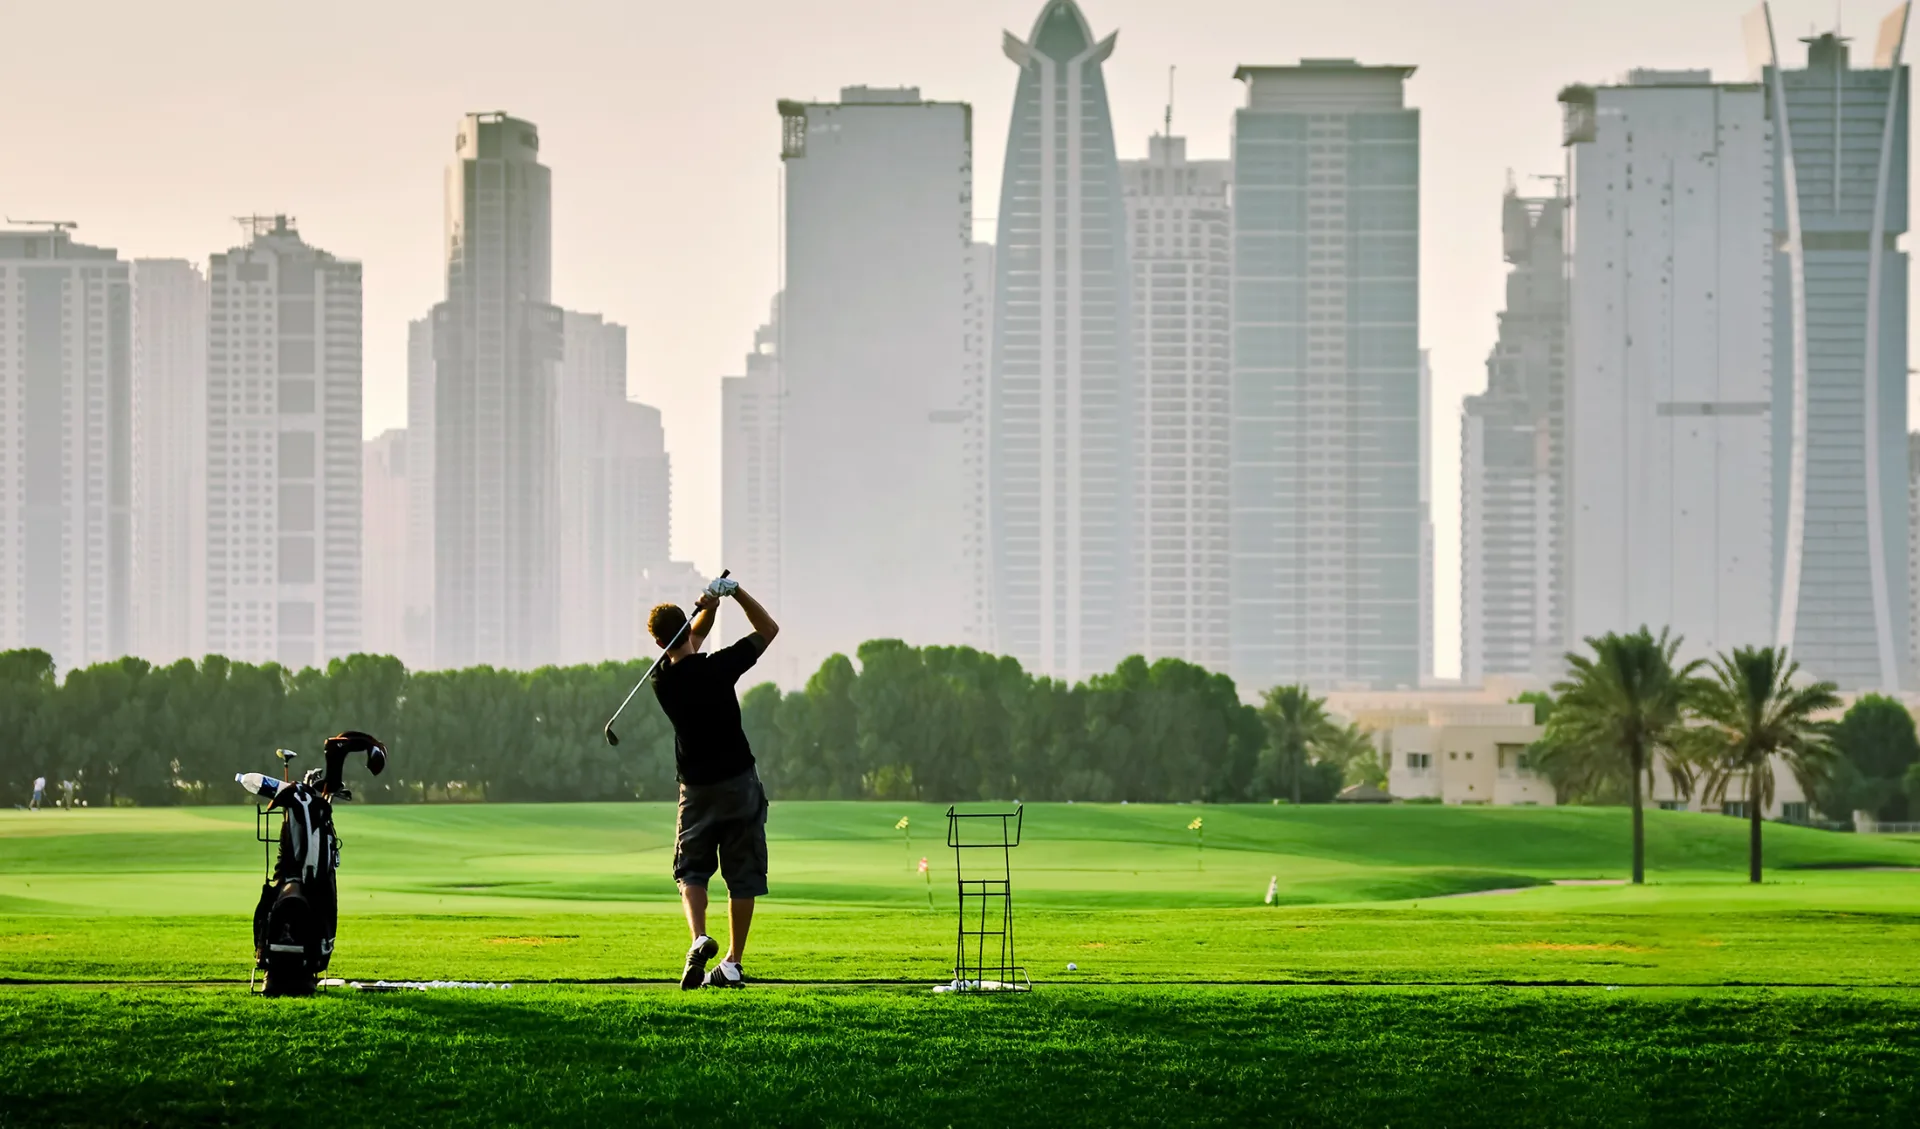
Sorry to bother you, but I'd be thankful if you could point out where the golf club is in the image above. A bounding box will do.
[604,569,728,746]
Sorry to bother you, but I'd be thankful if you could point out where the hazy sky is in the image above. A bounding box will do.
[3,0,1904,677]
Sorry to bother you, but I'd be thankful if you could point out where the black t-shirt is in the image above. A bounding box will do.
[651,633,764,785]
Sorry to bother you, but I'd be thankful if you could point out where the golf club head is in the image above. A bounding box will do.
[604,723,620,747]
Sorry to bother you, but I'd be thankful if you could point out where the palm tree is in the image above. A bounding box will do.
[1536,627,1700,884]
[1681,646,1839,884]
[1258,685,1339,804]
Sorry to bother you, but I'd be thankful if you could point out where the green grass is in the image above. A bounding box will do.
[3,986,1916,1127]
[2,803,1918,985]
[4,803,1919,1125]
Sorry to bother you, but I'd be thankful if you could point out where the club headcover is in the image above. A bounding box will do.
[322,731,388,796]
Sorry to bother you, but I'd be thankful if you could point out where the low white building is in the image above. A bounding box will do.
[1383,703,1556,805]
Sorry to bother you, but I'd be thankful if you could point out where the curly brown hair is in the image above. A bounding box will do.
[647,603,688,648]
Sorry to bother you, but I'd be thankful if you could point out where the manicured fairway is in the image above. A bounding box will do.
[4,804,1918,1126]
[2,802,1918,985]
[3,986,1916,1127]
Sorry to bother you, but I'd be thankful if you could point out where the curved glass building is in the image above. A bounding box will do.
[1763,5,1912,690]
[990,0,1135,680]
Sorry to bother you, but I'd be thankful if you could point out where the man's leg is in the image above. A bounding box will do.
[726,897,755,965]
[680,882,709,942]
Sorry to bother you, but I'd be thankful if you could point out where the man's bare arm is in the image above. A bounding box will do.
[688,593,719,651]
[731,586,779,648]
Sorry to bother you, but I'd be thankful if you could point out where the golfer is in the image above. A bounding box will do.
[648,577,779,990]
[30,776,44,811]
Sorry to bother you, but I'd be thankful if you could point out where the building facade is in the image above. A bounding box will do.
[721,308,790,679]
[1462,188,1568,684]
[130,258,207,665]
[0,228,131,673]
[205,216,362,669]
[1382,703,1555,806]
[1911,431,1920,672]
[362,429,409,659]
[403,316,434,667]
[432,112,563,669]
[1119,134,1231,673]
[1764,13,1913,690]
[555,311,670,664]
[776,86,974,675]
[1230,60,1422,691]
[1562,73,1775,664]
[961,243,996,653]
[993,0,1136,681]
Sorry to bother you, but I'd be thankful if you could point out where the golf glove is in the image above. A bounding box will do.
[706,577,740,599]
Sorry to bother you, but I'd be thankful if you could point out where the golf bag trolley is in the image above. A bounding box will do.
[236,731,388,997]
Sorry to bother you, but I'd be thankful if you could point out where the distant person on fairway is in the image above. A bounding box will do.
[30,776,44,811]
[648,577,779,989]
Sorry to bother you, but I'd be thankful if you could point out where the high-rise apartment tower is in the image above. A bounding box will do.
[130,259,207,664]
[0,227,131,673]
[1561,72,1775,662]
[204,216,362,669]
[1229,60,1422,691]
[1119,134,1231,672]
[1462,188,1568,684]
[432,112,562,669]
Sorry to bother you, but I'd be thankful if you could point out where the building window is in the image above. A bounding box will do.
[1405,753,1431,770]
[1780,802,1809,824]
[1722,802,1749,819]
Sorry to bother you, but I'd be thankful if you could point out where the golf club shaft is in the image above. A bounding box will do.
[605,569,728,740]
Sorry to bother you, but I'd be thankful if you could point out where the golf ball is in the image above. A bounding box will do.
[1067,962,1078,971]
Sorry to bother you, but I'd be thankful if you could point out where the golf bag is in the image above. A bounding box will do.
[249,731,386,997]
[253,782,340,996]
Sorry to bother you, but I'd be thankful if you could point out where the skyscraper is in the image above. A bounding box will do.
[362,429,409,659]
[1761,6,1912,690]
[1910,431,1920,671]
[1119,133,1231,672]
[961,243,997,653]
[1230,60,1421,691]
[205,216,362,669]
[131,258,207,665]
[433,112,562,669]
[404,316,435,666]
[776,86,974,675]
[1417,349,1435,685]
[0,226,131,673]
[721,307,786,674]
[993,0,1135,681]
[1462,187,1568,684]
[555,311,670,664]
[1561,72,1774,661]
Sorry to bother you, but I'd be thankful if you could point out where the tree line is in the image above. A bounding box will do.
[0,643,1386,809]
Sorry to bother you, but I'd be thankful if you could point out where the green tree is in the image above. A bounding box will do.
[0,650,56,803]
[1822,694,1920,822]
[1257,685,1338,804]
[1319,723,1386,789]
[1515,691,1555,727]
[1681,646,1840,883]
[1535,627,1700,884]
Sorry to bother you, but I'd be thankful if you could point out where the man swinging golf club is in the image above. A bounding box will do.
[647,575,778,989]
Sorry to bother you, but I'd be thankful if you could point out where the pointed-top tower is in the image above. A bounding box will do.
[991,0,1136,681]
